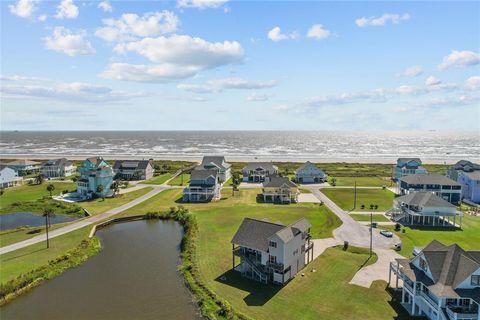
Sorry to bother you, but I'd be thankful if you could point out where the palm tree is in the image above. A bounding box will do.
[46,184,55,197]
[42,207,55,248]
[96,184,105,200]
[35,174,45,185]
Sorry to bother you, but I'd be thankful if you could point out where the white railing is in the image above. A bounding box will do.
[419,291,438,309]
[446,305,479,320]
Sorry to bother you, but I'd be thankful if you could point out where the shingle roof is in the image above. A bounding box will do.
[87,157,105,166]
[395,192,456,208]
[42,158,72,168]
[114,160,152,170]
[263,176,297,188]
[295,161,325,174]
[397,158,422,167]
[451,160,480,172]
[400,174,460,186]
[461,171,480,180]
[242,162,278,172]
[200,156,231,169]
[231,217,311,251]
[190,169,218,181]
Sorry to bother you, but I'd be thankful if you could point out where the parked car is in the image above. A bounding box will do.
[380,230,393,237]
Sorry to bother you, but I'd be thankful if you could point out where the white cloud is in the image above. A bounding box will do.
[403,65,423,77]
[425,76,441,86]
[38,14,47,22]
[438,50,480,70]
[395,85,426,95]
[1,80,146,103]
[465,76,480,92]
[306,24,331,40]
[9,0,37,18]
[44,27,95,57]
[98,1,112,12]
[355,13,410,27]
[1,75,47,82]
[267,26,297,42]
[95,11,179,42]
[178,78,278,93]
[55,0,79,19]
[177,0,229,9]
[416,95,479,108]
[307,89,387,107]
[100,63,201,82]
[247,92,272,102]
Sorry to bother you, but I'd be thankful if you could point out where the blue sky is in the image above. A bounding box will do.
[1,0,479,131]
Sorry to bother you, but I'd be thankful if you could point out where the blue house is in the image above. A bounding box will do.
[77,157,114,199]
[394,158,428,180]
[458,171,480,204]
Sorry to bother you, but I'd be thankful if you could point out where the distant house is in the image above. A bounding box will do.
[447,160,480,181]
[113,160,154,181]
[231,217,314,285]
[295,161,326,183]
[398,174,462,204]
[183,169,220,202]
[394,158,428,180]
[262,176,299,204]
[5,159,41,176]
[242,163,278,182]
[0,165,22,188]
[196,156,231,183]
[389,240,480,320]
[76,157,114,199]
[391,192,463,228]
[41,158,76,178]
[447,160,480,205]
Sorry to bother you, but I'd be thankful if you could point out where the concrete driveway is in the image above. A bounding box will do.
[297,193,320,203]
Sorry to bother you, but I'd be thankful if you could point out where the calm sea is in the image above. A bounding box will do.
[0,131,479,163]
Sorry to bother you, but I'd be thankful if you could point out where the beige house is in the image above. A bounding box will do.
[262,176,299,204]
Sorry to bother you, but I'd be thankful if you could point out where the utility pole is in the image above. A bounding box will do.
[370,211,373,257]
[353,181,357,210]
[45,215,50,249]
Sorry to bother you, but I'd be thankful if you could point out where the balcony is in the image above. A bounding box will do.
[419,290,438,309]
[446,305,479,320]
[266,260,284,272]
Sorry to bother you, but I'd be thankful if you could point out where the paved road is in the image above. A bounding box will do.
[0,186,169,255]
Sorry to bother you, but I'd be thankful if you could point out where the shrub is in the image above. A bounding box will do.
[395,223,401,231]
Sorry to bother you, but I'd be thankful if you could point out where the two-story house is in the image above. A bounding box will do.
[447,160,480,182]
[262,176,299,204]
[391,192,463,228]
[183,169,220,202]
[389,240,480,320]
[0,165,22,188]
[399,174,462,205]
[231,217,314,285]
[113,160,154,181]
[40,158,76,178]
[196,156,231,183]
[295,161,327,183]
[394,158,428,180]
[458,171,480,205]
[242,162,278,182]
[76,157,114,199]
[5,159,41,176]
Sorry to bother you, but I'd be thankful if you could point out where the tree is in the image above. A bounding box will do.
[46,184,55,197]
[231,172,241,196]
[110,180,120,197]
[72,176,78,183]
[0,188,4,196]
[42,207,55,248]
[96,184,105,200]
[35,174,45,185]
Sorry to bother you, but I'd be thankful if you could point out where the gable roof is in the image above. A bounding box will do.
[231,217,311,252]
[461,171,480,180]
[86,157,106,166]
[397,158,422,166]
[190,169,218,181]
[42,158,72,168]
[113,160,152,171]
[200,156,231,169]
[296,161,325,173]
[263,176,297,188]
[395,192,456,208]
[242,162,278,172]
[400,173,460,186]
[451,160,480,172]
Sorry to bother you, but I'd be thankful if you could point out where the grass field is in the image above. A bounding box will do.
[329,176,391,187]
[142,173,173,185]
[168,173,190,186]
[0,222,76,247]
[350,214,390,222]
[79,187,153,215]
[0,182,76,210]
[322,188,395,212]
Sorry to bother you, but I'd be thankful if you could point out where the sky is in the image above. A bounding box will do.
[1,0,479,131]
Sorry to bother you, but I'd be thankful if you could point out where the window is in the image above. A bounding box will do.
[269,241,277,248]
[293,249,298,256]
[472,275,480,286]
[419,258,428,271]
[269,255,277,263]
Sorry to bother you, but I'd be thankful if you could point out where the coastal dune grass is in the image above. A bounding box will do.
[329,176,391,187]
[321,188,395,211]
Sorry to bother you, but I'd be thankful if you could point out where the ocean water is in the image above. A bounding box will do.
[0,131,479,163]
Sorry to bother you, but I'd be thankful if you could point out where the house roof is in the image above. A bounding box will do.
[461,171,480,180]
[42,158,72,168]
[395,192,456,208]
[86,157,107,166]
[6,159,40,166]
[397,158,422,167]
[400,174,460,186]
[190,169,218,181]
[397,240,480,299]
[451,160,480,172]
[242,162,278,172]
[231,217,311,252]
[262,176,297,188]
[296,161,325,174]
[113,160,152,170]
[200,156,231,169]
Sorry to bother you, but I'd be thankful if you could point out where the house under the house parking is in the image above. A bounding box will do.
[41,158,76,178]
[113,159,154,181]
[242,162,278,182]
[398,174,462,205]
[231,217,314,285]
[0,165,22,188]
[394,158,428,180]
[76,157,114,199]
[389,240,480,320]
[196,156,231,183]
[5,159,41,176]
[182,169,220,202]
[262,176,299,204]
[295,161,327,183]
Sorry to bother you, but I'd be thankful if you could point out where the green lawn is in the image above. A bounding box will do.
[321,188,395,212]
[168,173,190,186]
[329,176,392,187]
[0,222,77,247]
[299,188,312,193]
[79,187,153,215]
[142,173,173,185]
[350,214,390,222]
[0,182,76,210]
[385,215,480,258]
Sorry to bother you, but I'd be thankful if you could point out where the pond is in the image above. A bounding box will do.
[0,212,80,231]
[1,219,201,320]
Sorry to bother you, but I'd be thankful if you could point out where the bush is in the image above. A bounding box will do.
[395,223,401,231]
